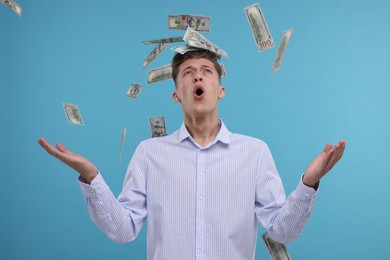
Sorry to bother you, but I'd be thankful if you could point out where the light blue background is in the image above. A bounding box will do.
[1,0,389,259]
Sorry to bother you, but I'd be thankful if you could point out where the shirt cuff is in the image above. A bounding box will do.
[295,175,318,201]
[78,171,109,198]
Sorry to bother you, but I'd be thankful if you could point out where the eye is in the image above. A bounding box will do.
[204,68,213,74]
[183,70,192,77]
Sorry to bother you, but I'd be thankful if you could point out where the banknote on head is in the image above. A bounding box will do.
[143,42,168,69]
[169,14,211,32]
[272,28,294,72]
[183,27,228,57]
[148,64,172,84]
[171,45,201,55]
[150,116,167,138]
[126,83,143,98]
[1,0,22,17]
[143,36,184,45]
[62,103,84,125]
[119,127,127,162]
[262,233,291,260]
[244,3,274,52]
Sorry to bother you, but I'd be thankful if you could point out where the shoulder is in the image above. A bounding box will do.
[138,130,179,150]
[228,132,269,153]
[230,132,267,146]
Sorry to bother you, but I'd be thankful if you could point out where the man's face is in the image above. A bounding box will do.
[173,58,225,118]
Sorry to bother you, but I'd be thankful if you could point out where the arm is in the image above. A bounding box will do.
[37,138,97,183]
[255,141,346,244]
[37,138,147,243]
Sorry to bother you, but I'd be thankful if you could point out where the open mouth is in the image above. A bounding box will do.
[194,86,205,100]
[195,88,204,96]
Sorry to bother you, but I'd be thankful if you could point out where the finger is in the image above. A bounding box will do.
[56,142,68,153]
[338,140,346,158]
[38,138,58,156]
[324,141,345,172]
[322,143,333,154]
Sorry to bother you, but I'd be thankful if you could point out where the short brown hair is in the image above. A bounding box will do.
[171,49,222,86]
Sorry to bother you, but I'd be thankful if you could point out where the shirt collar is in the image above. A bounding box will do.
[178,119,231,146]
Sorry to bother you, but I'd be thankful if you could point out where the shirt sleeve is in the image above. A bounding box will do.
[254,144,317,244]
[78,143,147,244]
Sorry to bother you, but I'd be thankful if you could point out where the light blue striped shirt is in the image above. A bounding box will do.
[79,120,317,260]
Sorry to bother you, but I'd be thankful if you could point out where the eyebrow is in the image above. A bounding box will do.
[181,64,214,73]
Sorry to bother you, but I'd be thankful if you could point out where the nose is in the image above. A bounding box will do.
[193,73,203,82]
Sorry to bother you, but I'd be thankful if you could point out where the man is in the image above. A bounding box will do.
[38,49,345,260]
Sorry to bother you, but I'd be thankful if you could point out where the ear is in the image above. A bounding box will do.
[173,91,181,103]
[218,86,225,99]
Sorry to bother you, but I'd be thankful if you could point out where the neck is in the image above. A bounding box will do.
[184,115,220,148]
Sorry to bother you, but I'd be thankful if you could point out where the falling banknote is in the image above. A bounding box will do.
[149,116,167,138]
[272,29,294,72]
[119,127,127,162]
[143,36,184,45]
[1,0,22,16]
[262,233,291,260]
[148,64,172,84]
[62,103,84,125]
[168,14,211,32]
[183,27,228,57]
[126,83,143,98]
[244,3,274,52]
[143,42,168,69]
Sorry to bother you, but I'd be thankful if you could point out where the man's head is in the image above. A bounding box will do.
[171,49,222,87]
[171,49,225,120]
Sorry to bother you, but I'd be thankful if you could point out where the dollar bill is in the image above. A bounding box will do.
[168,14,211,32]
[62,103,84,125]
[171,44,201,55]
[183,27,228,57]
[148,63,172,84]
[244,3,274,52]
[150,116,167,138]
[119,127,127,162]
[1,0,22,17]
[143,36,184,45]
[272,29,294,72]
[262,233,291,260]
[126,83,142,98]
[219,62,227,78]
[143,42,168,69]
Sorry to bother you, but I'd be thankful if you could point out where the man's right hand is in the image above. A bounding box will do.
[38,138,98,184]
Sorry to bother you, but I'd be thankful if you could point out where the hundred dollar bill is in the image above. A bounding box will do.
[244,3,274,52]
[119,127,126,162]
[150,116,167,138]
[143,36,184,45]
[143,42,168,68]
[168,14,211,32]
[62,103,84,125]
[183,27,228,57]
[148,63,172,84]
[126,83,142,98]
[171,44,201,55]
[219,62,227,78]
[272,29,294,72]
[262,233,291,260]
[1,0,22,17]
